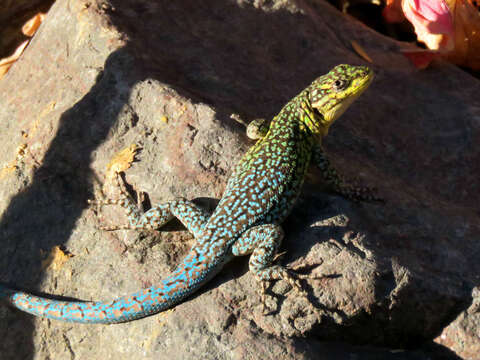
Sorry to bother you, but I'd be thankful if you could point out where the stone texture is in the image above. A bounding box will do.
[0,0,478,359]
[435,286,480,360]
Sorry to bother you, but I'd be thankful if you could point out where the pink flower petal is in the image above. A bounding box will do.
[402,0,453,35]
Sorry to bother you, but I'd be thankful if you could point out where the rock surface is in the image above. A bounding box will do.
[0,0,479,359]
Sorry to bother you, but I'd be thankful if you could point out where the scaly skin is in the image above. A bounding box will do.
[0,64,374,323]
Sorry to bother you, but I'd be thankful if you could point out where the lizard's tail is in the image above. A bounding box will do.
[0,252,228,324]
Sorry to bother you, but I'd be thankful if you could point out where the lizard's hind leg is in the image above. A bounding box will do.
[89,172,210,237]
[231,224,310,313]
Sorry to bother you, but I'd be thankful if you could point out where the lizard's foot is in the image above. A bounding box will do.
[88,171,135,209]
[88,171,144,231]
[256,265,313,315]
[88,197,135,228]
[246,118,270,140]
[230,114,270,140]
[89,172,211,236]
[231,224,317,314]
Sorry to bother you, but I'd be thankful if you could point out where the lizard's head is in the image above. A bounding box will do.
[307,64,373,135]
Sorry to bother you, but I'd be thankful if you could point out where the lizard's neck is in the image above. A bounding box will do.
[297,93,331,138]
[266,96,326,147]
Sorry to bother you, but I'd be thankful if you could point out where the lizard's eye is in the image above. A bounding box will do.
[332,79,348,92]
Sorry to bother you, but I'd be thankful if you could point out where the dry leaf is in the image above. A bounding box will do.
[0,144,29,179]
[106,144,140,176]
[0,40,29,79]
[445,0,480,69]
[22,13,45,37]
[0,164,17,179]
[16,144,27,159]
[41,246,74,271]
[0,12,45,79]
[179,105,187,116]
[351,40,373,62]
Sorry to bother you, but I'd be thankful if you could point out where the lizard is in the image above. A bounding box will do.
[0,64,374,324]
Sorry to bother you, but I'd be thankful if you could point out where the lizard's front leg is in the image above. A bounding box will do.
[231,224,309,313]
[312,144,381,202]
[230,114,271,140]
[89,172,210,237]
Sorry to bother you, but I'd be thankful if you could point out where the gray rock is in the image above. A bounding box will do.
[0,0,478,359]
